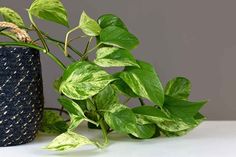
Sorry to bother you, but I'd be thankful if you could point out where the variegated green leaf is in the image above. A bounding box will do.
[164,95,206,120]
[112,79,138,97]
[39,110,68,134]
[100,26,139,50]
[29,0,69,27]
[94,85,119,111]
[58,97,98,130]
[119,61,164,106]
[67,114,84,131]
[94,47,139,67]
[0,7,24,27]
[131,124,157,139]
[59,61,115,100]
[165,77,191,100]
[104,104,137,134]
[79,11,101,36]
[161,113,206,137]
[45,131,96,151]
[98,14,128,30]
[104,103,156,139]
[132,106,197,132]
[58,97,85,117]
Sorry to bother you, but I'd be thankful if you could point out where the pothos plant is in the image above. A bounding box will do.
[0,0,206,152]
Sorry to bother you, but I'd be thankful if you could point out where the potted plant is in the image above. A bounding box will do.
[0,0,206,152]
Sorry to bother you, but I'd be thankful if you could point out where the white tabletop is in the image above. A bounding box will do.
[0,121,235,157]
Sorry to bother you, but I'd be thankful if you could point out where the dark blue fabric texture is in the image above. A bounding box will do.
[0,46,44,146]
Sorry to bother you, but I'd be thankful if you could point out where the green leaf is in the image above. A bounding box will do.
[133,106,169,120]
[132,106,196,132]
[79,11,101,36]
[39,110,68,134]
[94,47,139,68]
[161,113,206,137]
[94,85,118,111]
[165,77,191,100]
[100,26,139,50]
[98,14,128,30]
[59,61,115,100]
[58,97,85,117]
[58,97,88,130]
[45,131,96,151]
[104,104,136,134]
[0,7,25,27]
[131,124,157,139]
[119,61,164,106]
[29,0,69,27]
[104,104,156,139]
[68,114,84,131]
[53,77,62,92]
[112,79,138,97]
[58,97,98,131]
[164,95,206,119]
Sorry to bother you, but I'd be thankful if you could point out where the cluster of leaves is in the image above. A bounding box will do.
[0,0,206,152]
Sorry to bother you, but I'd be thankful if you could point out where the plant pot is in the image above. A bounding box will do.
[0,46,44,146]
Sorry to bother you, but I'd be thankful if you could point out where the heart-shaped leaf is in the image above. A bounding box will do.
[119,61,164,106]
[100,26,139,50]
[104,103,156,139]
[98,14,128,30]
[161,113,206,137]
[165,77,191,100]
[45,131,96,151]
[79,11,101,36]
[133,106,195,132]
[94,85,118,111]
[164,95,206,119]
[59,61,115,100]
[133,101,205,134]
[29,0,69,27]
[0,7,24,27]
[94,47,139,68]
[104,104,137,134]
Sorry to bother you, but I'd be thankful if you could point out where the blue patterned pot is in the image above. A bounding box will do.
[0,46,44,146]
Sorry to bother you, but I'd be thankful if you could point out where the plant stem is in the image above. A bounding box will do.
[85,118,99,126]
[44,107,68,115]
[83,37,93,54]
[28,12,66,70]
[59,106,64,116]
[46,53,66,70]
[99,119,109,146]
[139,98,145,106]
[28,12,49,52]
[82,37,93,60]
[56,43,76,62]
[68,35,86,44]
[41,32,83,57]
[0,42,66,70]
[0,32,18,41]
[64,25,80,56]
[82,43,101,59]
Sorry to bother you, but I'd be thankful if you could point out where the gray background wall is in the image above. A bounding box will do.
[1,0,236,120]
